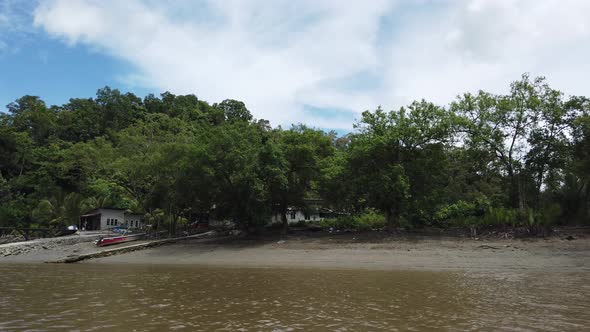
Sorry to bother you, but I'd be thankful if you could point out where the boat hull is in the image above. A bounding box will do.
[96,233,145,247]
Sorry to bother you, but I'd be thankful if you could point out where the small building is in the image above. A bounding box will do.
[271,199,344,224]
[124,213,143,229]
[79,208,144,231]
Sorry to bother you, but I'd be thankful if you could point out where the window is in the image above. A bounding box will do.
[290,211,296,219]
[107,219,110,226]
[304,213,310,220]
[135,220,139,227]
[115,219,118,225]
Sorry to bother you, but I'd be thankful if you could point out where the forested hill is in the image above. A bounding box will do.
[1,74,589,231]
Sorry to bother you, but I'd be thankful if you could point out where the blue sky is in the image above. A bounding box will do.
[0,36,151,107]
[0,0,150,107]
[1,0,590,131]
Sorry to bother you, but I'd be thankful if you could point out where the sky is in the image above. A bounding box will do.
[1,0,589,131]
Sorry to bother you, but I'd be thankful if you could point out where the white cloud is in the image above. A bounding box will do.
[383,0,590,107]
[33,0,590,130]
[0,0,37,54]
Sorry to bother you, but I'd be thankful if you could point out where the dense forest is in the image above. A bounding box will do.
[0,74,588,233]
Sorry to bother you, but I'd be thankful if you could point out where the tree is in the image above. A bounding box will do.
[263,125,334,233]
[31,190,83,228]
[1,73,587,232]
[95,87,143,132]
[454,74,550,211]
[525,87,571,212]
[214,99,253,123]
[6,96,56,144]
[56,98,103,142]
[349,101,453,228]
[563,98,590,224]
[205,122,268,230]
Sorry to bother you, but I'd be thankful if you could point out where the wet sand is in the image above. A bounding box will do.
[1,230,588,272]
[90,232,590,272]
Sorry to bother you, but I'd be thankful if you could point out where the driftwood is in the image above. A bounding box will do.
[477,244,500,250]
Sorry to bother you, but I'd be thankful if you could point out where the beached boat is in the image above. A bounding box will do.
[96,233,145,247]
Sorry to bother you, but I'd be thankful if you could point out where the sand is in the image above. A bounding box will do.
[1,229,588,272]
[88,231,590,272]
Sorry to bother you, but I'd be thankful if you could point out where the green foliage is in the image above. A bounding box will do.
[0,194,29,227]
[343,100,454,228]
[535,203,562,226]
[31,191,83,228]
[319,210,386,231]
[0,74,588,234]
[434,200,482,225]
[481,207,520,227]
[214,99,253,123]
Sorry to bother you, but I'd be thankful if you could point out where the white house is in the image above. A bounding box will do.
[270,200,343,224]
[79,208,145,230]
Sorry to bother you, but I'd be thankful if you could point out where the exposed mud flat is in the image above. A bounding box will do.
[1,228,588,272]
[90,230,590,272]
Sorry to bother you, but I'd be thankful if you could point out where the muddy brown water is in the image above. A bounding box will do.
[0,264,588,331]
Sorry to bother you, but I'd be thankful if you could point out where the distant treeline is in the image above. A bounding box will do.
[0,74,588,231]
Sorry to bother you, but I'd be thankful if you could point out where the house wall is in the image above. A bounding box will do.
[99,209,125,229]
[124,214,144,229]
[271,210,323,224]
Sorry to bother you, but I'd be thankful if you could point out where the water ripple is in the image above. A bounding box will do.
[0,264,587,331]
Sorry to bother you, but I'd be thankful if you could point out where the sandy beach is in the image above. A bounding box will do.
[87,230,590,272]
[0,229,588,272]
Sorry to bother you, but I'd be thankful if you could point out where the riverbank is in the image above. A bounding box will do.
[0,232,106,260]
[90,229,589,272]
[1,228,588,272]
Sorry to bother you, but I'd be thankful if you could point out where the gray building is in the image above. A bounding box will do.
[79,208,144,230]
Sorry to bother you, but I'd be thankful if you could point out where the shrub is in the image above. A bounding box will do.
[319,209,386,231]
[434,200,477,222]
[433,196,490,227]
[481,207,519,227]
[534,203,562,226]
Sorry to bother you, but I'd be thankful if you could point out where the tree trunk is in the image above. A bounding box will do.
[508,169,519,210]
[281,207,288,235]
[385,207,399,231]
[518,174,526,212]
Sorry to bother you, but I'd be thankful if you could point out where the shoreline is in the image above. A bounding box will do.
[1,229,588,272]
[89,231,589,272]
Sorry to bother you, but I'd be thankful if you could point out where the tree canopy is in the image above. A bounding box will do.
[0,75,588,232]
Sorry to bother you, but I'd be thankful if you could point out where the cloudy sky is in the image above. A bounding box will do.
[1,0,589,131]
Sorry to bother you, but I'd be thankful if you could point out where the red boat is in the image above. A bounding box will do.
[96,233,146,247]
